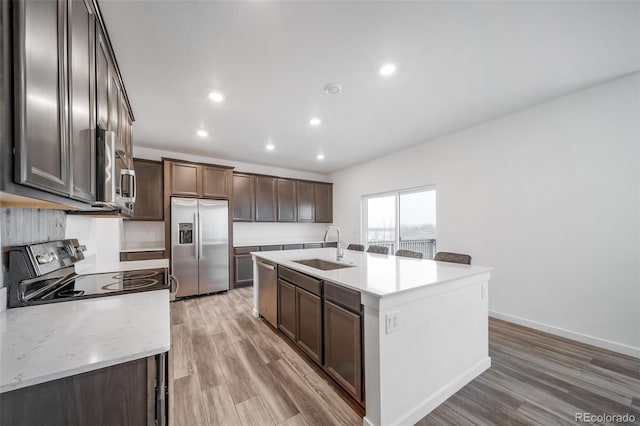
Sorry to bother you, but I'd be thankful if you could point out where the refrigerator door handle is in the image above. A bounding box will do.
[194,212,199,259]
[198,210,203,259]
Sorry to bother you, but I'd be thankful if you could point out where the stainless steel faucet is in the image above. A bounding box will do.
[323,225,344,260]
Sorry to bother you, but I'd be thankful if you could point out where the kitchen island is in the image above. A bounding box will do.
[252,247,493,426]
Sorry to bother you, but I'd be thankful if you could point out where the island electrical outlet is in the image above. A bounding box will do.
[386,311,400,334]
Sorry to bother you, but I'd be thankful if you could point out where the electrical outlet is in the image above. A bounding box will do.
[385,311,400,334]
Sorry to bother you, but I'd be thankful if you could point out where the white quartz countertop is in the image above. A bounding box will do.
[234,239,336,247]
[252,248,492,297]
[0,290,170,393]
[120,241,165,252]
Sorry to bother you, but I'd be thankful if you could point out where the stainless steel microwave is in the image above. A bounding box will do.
[95,126,136,216]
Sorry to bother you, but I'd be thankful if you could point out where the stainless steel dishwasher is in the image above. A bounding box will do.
[257,260,277,327]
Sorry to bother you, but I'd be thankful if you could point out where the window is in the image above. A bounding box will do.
[363,187,436,259]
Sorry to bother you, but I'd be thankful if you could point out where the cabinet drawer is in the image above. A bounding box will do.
[234,246,258,255]
[119,251,166,262]
[260,245,283,252]
[283,244,304,250]
[278,266,321,296]
[303,243,322,249]
[324,281,361,314]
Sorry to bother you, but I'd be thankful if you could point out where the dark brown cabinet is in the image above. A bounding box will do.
[4,0,134,209]
[296,287,323,363]
[170,161,200,197]
[69,0,96,203]
[232,174,255,221]
[278,279,297,340]
[324,300,362,402]
[202,165,230,198]
[13,0,98,201]
[314,183,333,223]
[130,159,163,221]
[255,176,277,222]
[297,181,315,222]
[0,353,168,426]
[277,179,297,222]
[277,267,323,363]
[233,246,257,288]
[13,0,69,197]
[167,160,232,199]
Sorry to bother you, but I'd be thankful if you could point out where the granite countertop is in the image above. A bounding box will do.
[252,248,492,298]
[0,290,170,393]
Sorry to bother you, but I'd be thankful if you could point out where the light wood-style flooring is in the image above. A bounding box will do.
[170,288,640,425]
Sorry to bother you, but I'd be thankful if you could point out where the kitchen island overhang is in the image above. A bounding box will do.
[252,248,493,426]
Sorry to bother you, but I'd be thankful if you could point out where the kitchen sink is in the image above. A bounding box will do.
[293,259,354,271]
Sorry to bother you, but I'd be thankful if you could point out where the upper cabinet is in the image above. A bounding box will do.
[4,0,134,208]
[231,172,332,224]
[314,183,333,223]
[232,173,255,221]
[277,179,297,222]
[255,176,277,222]
[166,159,232,199]
[13,0,72,197]
[296,181,315,222]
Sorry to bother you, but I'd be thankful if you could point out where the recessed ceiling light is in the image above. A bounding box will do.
[379,63,396,77]
[196,129,208,137]
[317,154,325,160]
[310,117,322,126]
[208,91,225,103]
[265,144,275,151]
[324,83,342,95]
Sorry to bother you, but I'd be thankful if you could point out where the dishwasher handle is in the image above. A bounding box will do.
[257,261,275,271]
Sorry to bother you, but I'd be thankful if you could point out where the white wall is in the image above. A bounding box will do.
[66,216,122,274]
[331,73,640,356]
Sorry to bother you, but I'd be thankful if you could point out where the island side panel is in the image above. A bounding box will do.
[372,273,491,426]
[252,255,260,317]
[363,304,382,426]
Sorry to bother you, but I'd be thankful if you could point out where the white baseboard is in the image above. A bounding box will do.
[368,357,491,426]
[489,310,640,359]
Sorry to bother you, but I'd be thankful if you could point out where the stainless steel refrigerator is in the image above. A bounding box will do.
[171,198,229,297]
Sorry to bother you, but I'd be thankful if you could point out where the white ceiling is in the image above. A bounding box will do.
[99,1,640,174]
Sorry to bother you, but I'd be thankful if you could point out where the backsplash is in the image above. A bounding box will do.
[0,207,66,287]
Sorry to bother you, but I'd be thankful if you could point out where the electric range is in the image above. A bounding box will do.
[6,239,170,308]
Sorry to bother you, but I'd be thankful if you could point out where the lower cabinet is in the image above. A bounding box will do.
[0,353,168,426]
[324,301,362,402]
[295,287,323,364]
[275,267,363,404]
[278,279,297,340]
[234,254,254,288]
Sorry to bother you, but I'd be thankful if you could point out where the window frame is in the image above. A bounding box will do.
[361,185,437,254]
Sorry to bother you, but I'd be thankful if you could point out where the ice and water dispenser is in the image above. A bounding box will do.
[179,223,193,244]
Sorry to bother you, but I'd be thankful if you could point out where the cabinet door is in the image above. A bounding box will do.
[68,0,96,202]
[296,181,315,222]
[14,0,70,196]
[255,176,277,222]
[234,254,254,287]
[201,166,230,198]
[278,279,296,341]
[314,183,332,223]
[296,287,323,364]
[232,174,254,221]
[324,301,362,401]
[277,179,297,222]
[170,162,200,196]
[131,159,163,220]
[95,25,110,130]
